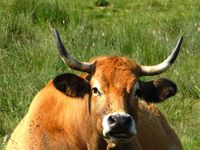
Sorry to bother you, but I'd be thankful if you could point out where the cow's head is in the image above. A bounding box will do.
[53,29,183,147]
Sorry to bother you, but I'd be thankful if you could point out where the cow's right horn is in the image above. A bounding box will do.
[53,28,94,74]
[140,37,183,76]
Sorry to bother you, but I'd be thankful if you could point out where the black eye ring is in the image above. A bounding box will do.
[134,89,140,97]
[92,87,102,96]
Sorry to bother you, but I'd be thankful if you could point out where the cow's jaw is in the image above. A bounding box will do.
[102,112,137,144]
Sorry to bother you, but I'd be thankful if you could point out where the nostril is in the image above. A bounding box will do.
[107,115,116,126]
[124,116,132,126]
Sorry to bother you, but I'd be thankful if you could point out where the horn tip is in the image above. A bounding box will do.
[178,36,183,43]
[177,36,183,49]
[52,28,60,38]
[53,28,57,34]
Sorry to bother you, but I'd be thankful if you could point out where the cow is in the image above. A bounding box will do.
[6,29,183,150]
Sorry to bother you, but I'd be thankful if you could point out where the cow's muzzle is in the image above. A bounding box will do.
[102,112,136,143]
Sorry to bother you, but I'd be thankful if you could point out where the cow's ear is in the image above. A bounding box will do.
[136,78,177,103]
[53,73,91,98]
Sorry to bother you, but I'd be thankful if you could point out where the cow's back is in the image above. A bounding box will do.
[137,101,182,150]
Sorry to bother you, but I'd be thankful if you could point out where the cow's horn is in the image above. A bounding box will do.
[53,28,94,73]
[140,37,183,76]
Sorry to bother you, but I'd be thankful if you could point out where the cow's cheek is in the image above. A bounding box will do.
[96,117,104,136]
[127,97,139,122]
[92,97,108,136]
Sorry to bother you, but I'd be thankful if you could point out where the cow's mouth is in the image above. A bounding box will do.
[110,132,132,138]
[104,131,133,143]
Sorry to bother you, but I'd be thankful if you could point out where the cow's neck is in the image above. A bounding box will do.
[29,84,108,149]
[28,87,87,148]
[55,95,90,148]
[49,93,106,149]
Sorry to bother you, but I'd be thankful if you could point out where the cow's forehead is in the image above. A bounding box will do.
[92,56,140,73]
[90,56,140,92]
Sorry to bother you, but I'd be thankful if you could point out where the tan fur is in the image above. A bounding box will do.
[6,56,182,150]
[7,81,90,150]
[137,101,182,150]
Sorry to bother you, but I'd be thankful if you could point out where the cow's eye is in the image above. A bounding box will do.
[92,87,102,96]
[133,82,140,96]
[134,89,140,96]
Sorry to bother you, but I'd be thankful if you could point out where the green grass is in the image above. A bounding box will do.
[0,0,200,149]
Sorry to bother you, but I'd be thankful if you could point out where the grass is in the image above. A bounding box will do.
[0,0,200,149]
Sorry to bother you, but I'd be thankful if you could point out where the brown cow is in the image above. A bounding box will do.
[6,29,183,150]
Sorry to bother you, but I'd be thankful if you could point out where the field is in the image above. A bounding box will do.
[0,0,200,149]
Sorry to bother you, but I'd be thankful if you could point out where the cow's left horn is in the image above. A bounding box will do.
[53,28,94,73]
[140,37,183,76]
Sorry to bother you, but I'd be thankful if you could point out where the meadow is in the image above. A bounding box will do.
[0,0,200,149]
